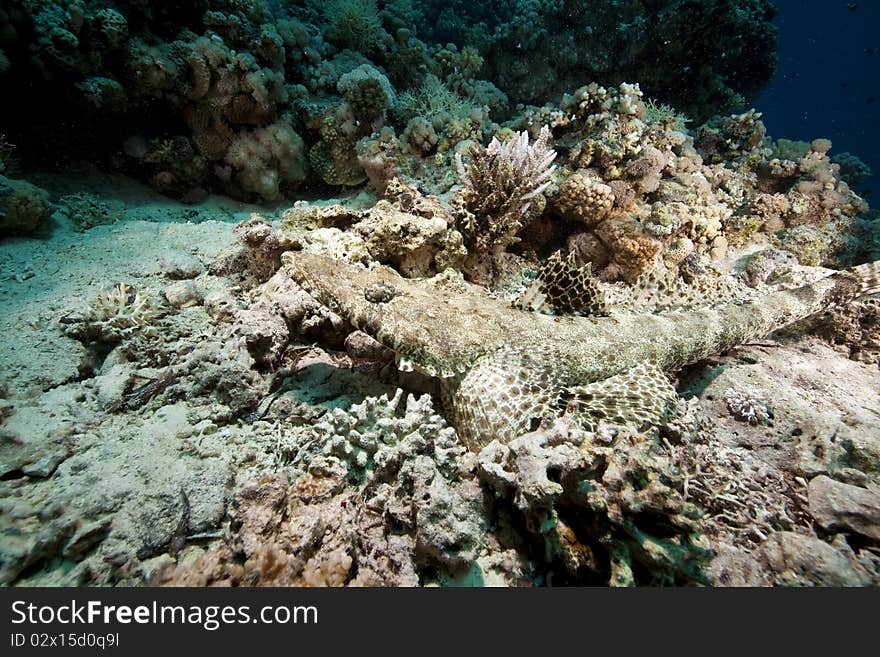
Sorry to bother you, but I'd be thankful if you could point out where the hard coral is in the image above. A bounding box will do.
[813,299,880,365]
[551,170,614,226]
[454,125,556,253]
[0,174,54,235]
[224,122,308,203]
[723,387,773,426]
[158,390,505,586]
[337,64,395,122]
[354,200,466,277]
[437,0,777,121]
[308,103,371,186]
[476,417,710,586]
[64,283,162,344]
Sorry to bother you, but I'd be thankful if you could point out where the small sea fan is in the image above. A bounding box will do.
[396,75,477,123]
[645,98,691,132]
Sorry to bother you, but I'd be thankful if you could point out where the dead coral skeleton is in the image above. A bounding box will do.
[157,389,496,586]
[476,416,711,586]
[87,283,161,331]
[674,426,804,547]
[63,283,163,343]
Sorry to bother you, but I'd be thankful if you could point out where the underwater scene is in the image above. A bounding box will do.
[0,0,878,587]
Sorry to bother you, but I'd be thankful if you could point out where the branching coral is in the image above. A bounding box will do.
[323,0,388,54]
[454,125,556,252]
[64,283,163,344]
[723,387,773,425]
[86,283,161,332]
[314,389,460,481]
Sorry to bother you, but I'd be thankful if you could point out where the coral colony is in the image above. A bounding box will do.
[0,1,878,587]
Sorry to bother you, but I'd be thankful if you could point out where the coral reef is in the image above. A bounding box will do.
[156,395,707,586]
[477,417,710,585]
[1,0,879,593]
[285,248,879,449]
[157,390,512,586]
[0,0,779,203]
[811,299,880,365]
[419,0,777,120]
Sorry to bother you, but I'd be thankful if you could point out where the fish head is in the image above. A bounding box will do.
[283,251,510,377]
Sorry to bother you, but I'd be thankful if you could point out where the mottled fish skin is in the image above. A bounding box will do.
[284,251,880,450]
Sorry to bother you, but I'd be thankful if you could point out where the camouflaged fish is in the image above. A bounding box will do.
[283,250,880,451]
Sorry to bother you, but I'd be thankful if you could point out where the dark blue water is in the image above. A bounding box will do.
[757,0,879,195]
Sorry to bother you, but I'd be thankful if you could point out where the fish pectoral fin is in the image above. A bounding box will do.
[562,363,679,432]
[450,348,565,451]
